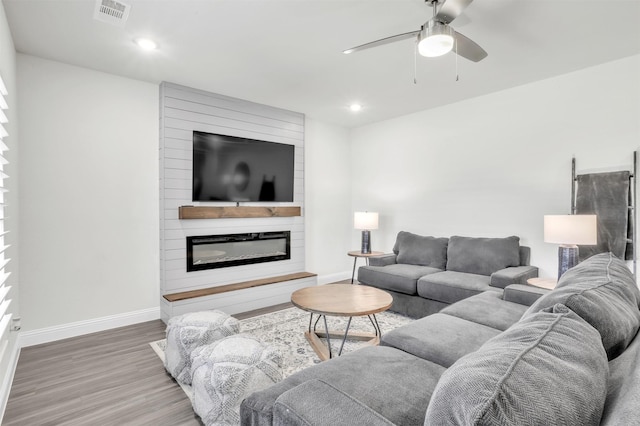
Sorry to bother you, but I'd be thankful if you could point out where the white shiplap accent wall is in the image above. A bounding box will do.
[159,83,314,322]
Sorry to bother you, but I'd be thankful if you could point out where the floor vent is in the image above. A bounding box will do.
[93,0,131,26]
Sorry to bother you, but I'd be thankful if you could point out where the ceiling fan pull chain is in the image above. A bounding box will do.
[414,43,418,84]
[455,37,459,81]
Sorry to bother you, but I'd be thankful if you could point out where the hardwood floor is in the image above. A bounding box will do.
[3,302,293,426]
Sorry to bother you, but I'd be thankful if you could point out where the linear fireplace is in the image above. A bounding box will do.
[186,231,291,272]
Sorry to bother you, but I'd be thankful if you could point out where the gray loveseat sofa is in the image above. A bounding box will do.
[358,232,539,317]
[241,252,640,425]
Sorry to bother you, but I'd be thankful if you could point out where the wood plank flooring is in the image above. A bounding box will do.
[3,302,293,426]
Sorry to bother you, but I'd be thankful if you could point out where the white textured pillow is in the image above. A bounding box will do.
[164,310,240,385]
[191,334,283,425]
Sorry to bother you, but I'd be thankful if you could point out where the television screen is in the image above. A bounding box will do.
[192,131,295,202]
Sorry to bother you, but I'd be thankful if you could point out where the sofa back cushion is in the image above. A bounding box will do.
[525,252,640,360]
[392,232,448,269]
[519,246,531,266]
[424,304,608,426]
[600,329,640,425]
[445,236,520,276]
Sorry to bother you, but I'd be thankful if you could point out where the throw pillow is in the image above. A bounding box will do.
[525,252,640,360]
[393,231,448,269]
[424,304,609,426]
[445,236,520,276]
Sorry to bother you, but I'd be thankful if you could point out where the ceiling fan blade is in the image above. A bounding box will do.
[453,30,487,62]
[343,30,419,54]
[434,0,475,24]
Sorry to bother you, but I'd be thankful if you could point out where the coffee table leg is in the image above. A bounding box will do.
[312,314,321,332]
[338,317,353,356]
[322,315,332,358]
[368,314,382,337]
[305,313,383,361]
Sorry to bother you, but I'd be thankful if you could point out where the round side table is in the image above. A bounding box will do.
[348,250,384,284]
[527,277,557,290]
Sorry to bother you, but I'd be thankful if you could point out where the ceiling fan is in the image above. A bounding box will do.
[343,0,487,62]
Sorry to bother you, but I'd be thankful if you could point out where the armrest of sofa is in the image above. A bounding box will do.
[490,265,539,289]
[503,284,549,306]
[273,379,395,426]
[368,253,398,267]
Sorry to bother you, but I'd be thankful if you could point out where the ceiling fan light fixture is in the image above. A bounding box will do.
[418,22,454,57]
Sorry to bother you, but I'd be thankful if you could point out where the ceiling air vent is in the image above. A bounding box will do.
[93,0,131,27]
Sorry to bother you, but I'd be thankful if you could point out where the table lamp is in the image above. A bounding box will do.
[544,214,597,279]
[354,212,379,254]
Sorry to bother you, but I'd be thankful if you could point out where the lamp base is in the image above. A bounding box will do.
[557,245,579,280]
[361,230,371,254]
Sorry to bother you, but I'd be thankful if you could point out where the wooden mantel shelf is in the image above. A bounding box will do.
[163,272,317,302]
[179,206,301,219]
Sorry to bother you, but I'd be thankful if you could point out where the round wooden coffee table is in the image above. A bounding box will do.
[291,284,393,361]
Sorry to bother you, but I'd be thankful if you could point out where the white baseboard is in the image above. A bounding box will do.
[19,307,161,348]
[317,271,351,285]
[0,338,20,422]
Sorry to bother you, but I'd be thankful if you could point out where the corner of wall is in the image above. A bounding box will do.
[0,335,20,422]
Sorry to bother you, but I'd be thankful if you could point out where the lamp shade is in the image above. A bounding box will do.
[544,215,597,245]
[354,212,379,230]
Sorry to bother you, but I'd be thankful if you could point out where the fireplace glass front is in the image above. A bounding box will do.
[186,231,290,272]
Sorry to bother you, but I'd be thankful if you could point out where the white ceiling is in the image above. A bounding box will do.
[3,0,640,128]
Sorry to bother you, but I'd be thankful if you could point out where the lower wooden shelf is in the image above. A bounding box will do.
[163,272,317,302]
[179,206,301,219]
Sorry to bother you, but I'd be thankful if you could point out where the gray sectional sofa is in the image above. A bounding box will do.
[358,232,539,317]
[241,252,640,425]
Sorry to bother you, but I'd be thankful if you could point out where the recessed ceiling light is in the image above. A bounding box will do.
[135,38,157,51]
[349,103,363,112]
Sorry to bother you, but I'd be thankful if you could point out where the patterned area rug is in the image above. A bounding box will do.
[150,307,414,400]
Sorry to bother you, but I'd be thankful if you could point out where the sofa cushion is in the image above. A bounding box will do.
[446,236,520,276]
[440,291,527,331]
[273,379,395,426]
[525,252,640,360]
[240,346,446,426]
[417,271,501,304]
[502,284,549,306]
[601,329,640,425]
[424,304,609,426]
[489,265,539,288]
[359,264,442,295]
[392,231,448,269]
[381,313,501,367]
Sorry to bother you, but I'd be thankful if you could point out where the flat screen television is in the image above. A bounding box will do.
[192,131,295,202]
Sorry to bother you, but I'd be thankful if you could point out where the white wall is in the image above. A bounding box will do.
[0,1,19,418]
[349,55,640,279]
[17,54,160,332]
[304,118,352,282]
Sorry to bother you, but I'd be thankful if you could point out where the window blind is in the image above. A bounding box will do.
[0,74,12,363]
